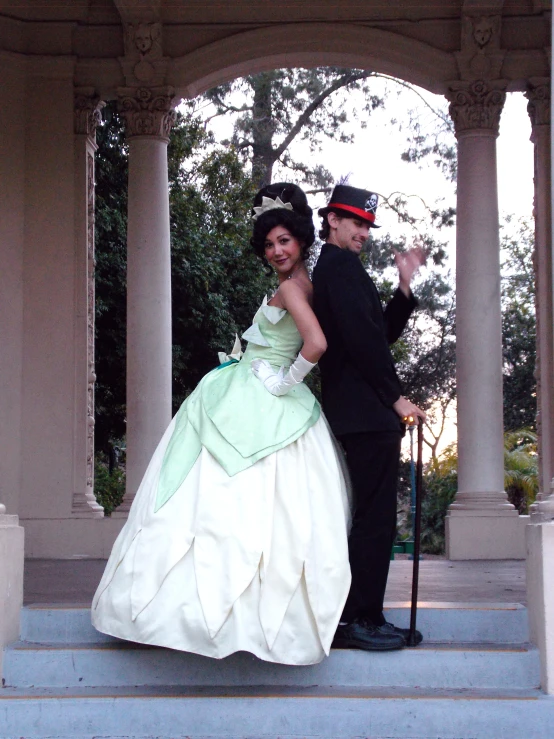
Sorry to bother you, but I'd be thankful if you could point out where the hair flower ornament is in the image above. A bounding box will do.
[252,196,294,221]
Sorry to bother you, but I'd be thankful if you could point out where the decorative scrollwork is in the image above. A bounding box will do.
[86,152,96,492]
[74,88,105,142]
[447,80,506,136]
[526,80,551,129]
[118,86,177,141]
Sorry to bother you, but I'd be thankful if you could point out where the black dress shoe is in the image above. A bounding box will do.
[332,618,405,651]
[381,621,423,646]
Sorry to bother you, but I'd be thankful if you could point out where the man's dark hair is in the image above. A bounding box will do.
[319,214,332,241]
[319,208,352,241]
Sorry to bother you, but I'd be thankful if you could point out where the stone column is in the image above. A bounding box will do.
[445,80,522,560]
[72,88,105,517]
[526,79,554,521]
[115,86,176,512]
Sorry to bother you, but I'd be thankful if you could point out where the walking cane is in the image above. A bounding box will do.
[407,420,424,647]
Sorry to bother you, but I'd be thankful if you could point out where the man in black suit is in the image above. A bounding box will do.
[312,184,426,651]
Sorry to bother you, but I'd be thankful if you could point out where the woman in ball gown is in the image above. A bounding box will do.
[92,183,351,666]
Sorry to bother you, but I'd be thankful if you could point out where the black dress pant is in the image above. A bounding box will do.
[338,430,402,625]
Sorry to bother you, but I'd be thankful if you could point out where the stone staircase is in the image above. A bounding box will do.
[1,602,553,738]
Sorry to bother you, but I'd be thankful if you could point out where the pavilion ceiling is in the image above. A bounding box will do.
[0,0,548,25]
[0,0,550,96]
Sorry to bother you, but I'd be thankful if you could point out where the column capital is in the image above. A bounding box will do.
[525,78,551,130]
[117,86,177,141]
[74,87,105,146]
[446,80,507,137]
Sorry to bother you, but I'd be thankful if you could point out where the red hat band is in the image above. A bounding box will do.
[329,202,376,223]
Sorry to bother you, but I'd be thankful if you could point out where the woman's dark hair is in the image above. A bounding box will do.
[250,182,315,265]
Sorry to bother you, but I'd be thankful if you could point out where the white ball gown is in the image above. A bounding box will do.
[92,297,351,665]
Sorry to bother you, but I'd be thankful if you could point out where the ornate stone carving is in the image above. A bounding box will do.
[74,88,105,143]
[86,152,97,496]
[456,15,505,81]
[526,79,551,129]
[118,86,177,140]
[120,22,168,87]
[72,150,103,516]
[447,80,507,136]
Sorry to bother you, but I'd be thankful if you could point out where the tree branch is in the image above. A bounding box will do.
[273,71,373,160]
[377,74,452,128]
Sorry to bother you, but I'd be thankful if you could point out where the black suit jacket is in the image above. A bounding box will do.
[312,243,417,436]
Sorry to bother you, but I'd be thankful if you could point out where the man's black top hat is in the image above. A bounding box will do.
[318,184,380,228]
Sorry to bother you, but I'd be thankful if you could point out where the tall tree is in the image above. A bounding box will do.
[501,217,536,431]
[205,68,384,188]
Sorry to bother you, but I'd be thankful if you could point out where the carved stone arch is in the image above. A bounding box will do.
[167,23,458,99]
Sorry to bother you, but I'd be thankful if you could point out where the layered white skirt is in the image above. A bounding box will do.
[92,414,351,665]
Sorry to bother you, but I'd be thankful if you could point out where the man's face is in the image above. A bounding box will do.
[327,212,370,255]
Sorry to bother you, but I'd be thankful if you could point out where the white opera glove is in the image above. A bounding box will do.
[251,353,316,397]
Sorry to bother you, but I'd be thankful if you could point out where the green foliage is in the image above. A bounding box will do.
[397,444,457,555]
[94,103,128,452]
[419,445,458,554]
[504,428,538,514]
[402,428,539,555]
[501,218,536,431]
[94,454,125,515]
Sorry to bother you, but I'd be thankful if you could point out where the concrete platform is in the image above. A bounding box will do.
[23,557,527,606]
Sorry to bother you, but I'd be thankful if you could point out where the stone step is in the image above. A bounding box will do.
[3,639,540,690]
[1,685,553,739]
[20,601,530,644]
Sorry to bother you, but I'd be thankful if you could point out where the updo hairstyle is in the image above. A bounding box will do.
[250,182,315,263]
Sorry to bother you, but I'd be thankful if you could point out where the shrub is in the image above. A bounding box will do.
[504,428,538,514]
[94,452,126,515]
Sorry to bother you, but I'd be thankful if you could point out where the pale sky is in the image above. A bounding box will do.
[280,82,535,258]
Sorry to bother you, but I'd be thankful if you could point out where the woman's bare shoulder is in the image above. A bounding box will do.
[280,274,313,299]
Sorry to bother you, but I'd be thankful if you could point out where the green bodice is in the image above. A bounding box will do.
[155,297,320,512]
[241,299,303,368]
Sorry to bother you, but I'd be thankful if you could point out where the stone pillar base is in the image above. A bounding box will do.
[526,520,554,694]
[446,512,526,559]
[0,513,24,680]
[20,516,125,559]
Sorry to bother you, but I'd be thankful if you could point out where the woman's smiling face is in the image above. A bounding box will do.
[264,225,303,277]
